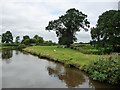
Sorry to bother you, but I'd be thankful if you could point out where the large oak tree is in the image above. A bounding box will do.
[46,8,90,47]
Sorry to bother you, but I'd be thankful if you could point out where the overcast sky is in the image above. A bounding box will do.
[0,0,119,43]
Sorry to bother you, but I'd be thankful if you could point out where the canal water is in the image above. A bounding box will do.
[1,49,119,88]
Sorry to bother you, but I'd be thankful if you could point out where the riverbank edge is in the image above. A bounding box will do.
[22,49,120,85]
[0,46,17,50]
[23,48,85,70]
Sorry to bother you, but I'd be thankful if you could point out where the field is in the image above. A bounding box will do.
[23,46,107,69]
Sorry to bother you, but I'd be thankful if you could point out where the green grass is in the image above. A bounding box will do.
[23,46,107,69]
[0,43,27,50]
[0,43,20,50]
[0,46,14,50]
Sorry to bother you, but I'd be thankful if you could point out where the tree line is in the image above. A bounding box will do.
[1,8,120,52]
[1,31,56,46]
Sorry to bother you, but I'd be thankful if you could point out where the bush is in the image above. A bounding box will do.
[84,55,120,85]
[70,44,100,54]
[70,44,115,55]
[99,47,113,54]
[17,44,27,50]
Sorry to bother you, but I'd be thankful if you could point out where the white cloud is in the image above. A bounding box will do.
[0,0,119,42]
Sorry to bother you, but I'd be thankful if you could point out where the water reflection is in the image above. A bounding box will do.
[2,49,13,64]
[2,50,119,88]
[15,50,19,55]
[47,63,119,88]
[47,63,86,88]
[22,51,29,55]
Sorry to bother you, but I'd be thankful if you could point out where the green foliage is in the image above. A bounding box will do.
[91,27,100,42]
[2,31,13,43]
[21,35,30,45]
[22,39,30,45]
[46,8,90,47]
[43,40,57,46]
[1,43,26,50]
[23,35,30,40]
[2,43,19,46]
[1,43,19,50]
[21,35,44,46]
[33,35,44,45]
[70,44,101,54]
[17,44,26,50]
[90,10,120,52]
[84,55,120,85]
[15,36,20,43]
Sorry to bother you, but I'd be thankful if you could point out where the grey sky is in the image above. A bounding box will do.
[0,0,119,43]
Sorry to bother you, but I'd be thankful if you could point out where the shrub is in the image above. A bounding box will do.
[70,44,101,54]
[17,44,26,50]
[84,55,120,85]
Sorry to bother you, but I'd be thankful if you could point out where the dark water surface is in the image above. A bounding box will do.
[1,50,119,88]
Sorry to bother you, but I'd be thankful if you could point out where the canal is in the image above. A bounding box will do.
[1,49,119,88]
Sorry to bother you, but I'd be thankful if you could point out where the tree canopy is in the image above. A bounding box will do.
[33,35,44,45]
[91,10,120,51]
[21,35,44,45]
[2,31,13,43]
[46,8,90,47]
[15,36,20,43]
[21,35,30,45]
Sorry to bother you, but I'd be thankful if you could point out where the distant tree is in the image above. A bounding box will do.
[33,35,44,45]
[21,35,30,45]
[46,8,90,47]
[44,40,56,46]
[30,38,36,44]
[22,35,30,40]
[33,35,39,39]
[2,31,13,43]
[22,39,30,45]
[15,36,20,43]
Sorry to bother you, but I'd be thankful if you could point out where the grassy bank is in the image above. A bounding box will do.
[23,46,106,69]
[0,43,27,50]
[0,46,16,50]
